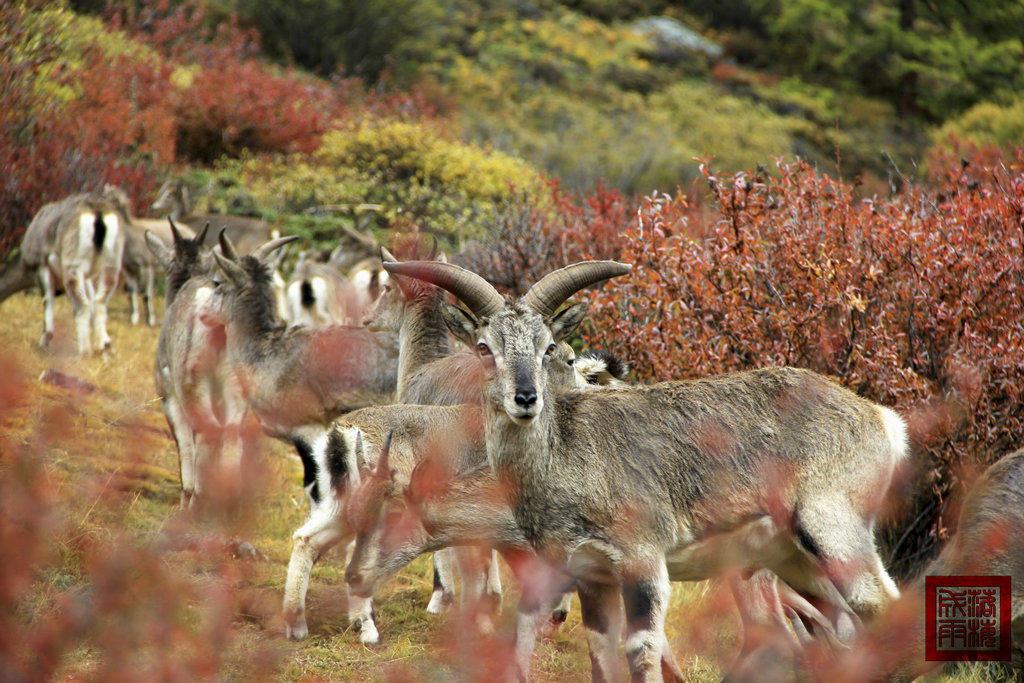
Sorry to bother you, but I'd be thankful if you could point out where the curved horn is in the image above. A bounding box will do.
[523,261,632,317]
[218,228,239,261]
[252,235,299,261]
[383,261,504,319]
[380,245,397,263]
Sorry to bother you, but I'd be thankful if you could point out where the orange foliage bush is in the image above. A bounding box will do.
[581,150,1023,577]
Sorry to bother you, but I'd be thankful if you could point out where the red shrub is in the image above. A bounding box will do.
[460,179,635,295]
[0,5,168,257]
[582,154,1023,577]
[109,1,350,164]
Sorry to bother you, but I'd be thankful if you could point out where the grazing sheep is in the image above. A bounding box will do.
[285,250,361,326]
[150,178,280,256]
[18,191,127,354]
[145,221,249,508]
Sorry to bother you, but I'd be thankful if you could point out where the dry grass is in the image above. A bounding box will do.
[0,290,1005,681]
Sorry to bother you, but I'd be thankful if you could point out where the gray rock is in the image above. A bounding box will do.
[632,16,724,61]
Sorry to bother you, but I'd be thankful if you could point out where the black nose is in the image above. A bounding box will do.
[514,387,537,408]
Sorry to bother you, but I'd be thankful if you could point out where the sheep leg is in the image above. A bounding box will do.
[486,549,503,612]
[578,578,625,683]
[453,546,501,633]
[341,542,379,647]
[160,377,197,509]
[37,266,56,349]
[621,560,672,683]
[62,265,93,354]
[427,548,457,614]
[283,508,349,641]
[724,570,802,683]
[129,281,141,325]
[144,263,156,326]
[92,266,118,351]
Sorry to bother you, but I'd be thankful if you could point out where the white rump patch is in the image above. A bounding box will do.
[310,276,329,306]
[876,405,909,462]
[350,269,373,291]
[101,212,120,254]
[77,212,97,260]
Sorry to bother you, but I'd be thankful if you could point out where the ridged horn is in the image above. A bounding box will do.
[382,261,504,319]
[522,261,632,317]
[252,235,299,261]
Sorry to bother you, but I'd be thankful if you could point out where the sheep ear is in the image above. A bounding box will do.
[550,302,587,343]
[440,302,479,347]
[145,231,172,269]
[212,249,246,286]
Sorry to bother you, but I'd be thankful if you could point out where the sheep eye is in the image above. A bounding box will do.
[567,358,575,365]
[545,343,557,356]
[477,342,491,356]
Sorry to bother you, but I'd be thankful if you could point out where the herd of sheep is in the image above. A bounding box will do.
[0,183,1020,681]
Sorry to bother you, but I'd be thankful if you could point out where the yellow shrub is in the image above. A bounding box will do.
[224,118,543,245]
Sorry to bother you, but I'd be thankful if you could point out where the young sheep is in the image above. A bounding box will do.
[150,178,280,256]
[385,259,909,683]
[145,221,254,508]
[282,405,481,644]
